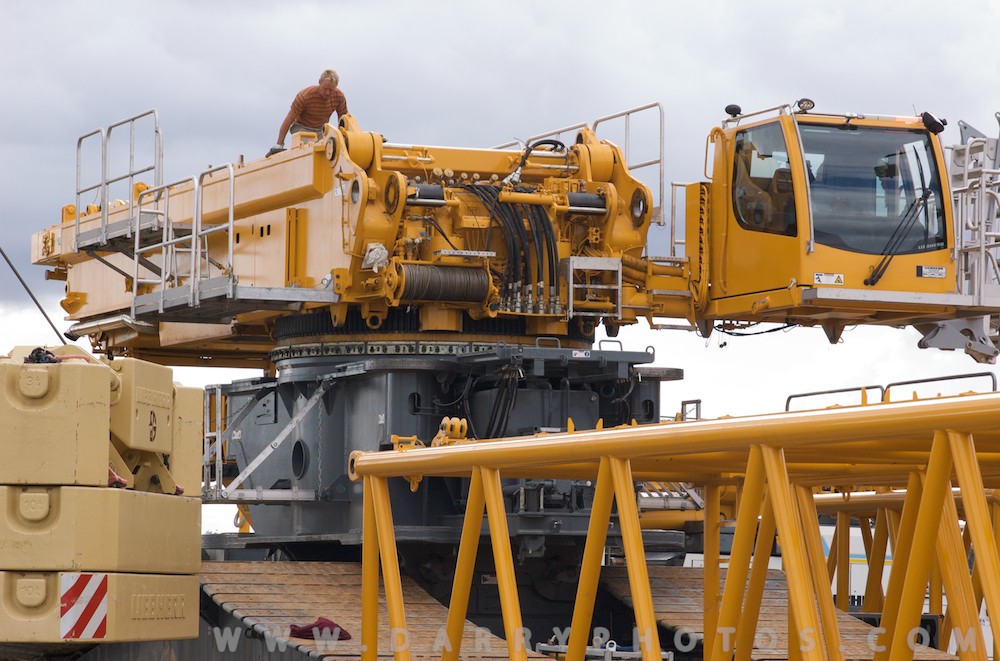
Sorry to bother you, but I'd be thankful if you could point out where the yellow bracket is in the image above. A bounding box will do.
[431,416,469,447]
[391,434,424,451]
[391,434,425,492]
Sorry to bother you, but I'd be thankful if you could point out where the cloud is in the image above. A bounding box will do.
[1,0,997,398]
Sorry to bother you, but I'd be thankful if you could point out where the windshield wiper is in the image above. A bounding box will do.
[865,146,931,287]
[864,190,930,286]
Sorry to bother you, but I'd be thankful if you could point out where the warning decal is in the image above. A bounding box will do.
[60,573,108,639]
[813,272,844,286]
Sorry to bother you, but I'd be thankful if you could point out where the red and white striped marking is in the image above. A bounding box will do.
[60,573,108,639]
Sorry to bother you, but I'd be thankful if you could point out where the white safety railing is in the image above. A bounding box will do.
[494,103,667,228]
[74,110,162,250]
[951,136,1000,305]
[130,164,235,315]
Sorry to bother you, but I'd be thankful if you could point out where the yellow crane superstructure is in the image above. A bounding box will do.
[30,103,1000,365]
[4,101,1000,660]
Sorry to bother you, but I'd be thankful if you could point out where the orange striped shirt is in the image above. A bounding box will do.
[290,85,348,128]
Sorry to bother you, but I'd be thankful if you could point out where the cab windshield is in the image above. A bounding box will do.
[798,123,946,255]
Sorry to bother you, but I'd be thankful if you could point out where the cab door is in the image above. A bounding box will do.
[710,118,806,300]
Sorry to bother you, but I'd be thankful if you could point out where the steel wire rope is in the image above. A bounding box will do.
[0,242,67,345]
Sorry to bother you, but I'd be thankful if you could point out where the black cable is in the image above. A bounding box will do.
[494,189,529,299]
[0,243,67,345]
[508,139,567,183]
[484,365,520,439]
[463,376,482,440]
[533,204,558,303]
[423,217,460,251]
[514,183,548,310]
[466,186,516,306]
[519,203,542,307]
[713,323,795,336]
[492,189,528,307]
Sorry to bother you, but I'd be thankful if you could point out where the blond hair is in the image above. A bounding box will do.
[319,69,339,86]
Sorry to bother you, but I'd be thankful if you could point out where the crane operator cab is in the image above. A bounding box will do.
[688,100,1000,362]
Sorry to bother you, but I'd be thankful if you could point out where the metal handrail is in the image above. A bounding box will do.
[133,176,198,315]
[883,371,997,402]
[492,122,589,150]
[128,162,236,316]
[74,128,105,251]
[785,385,885,412]
[74,110,162,251]
[669,182,692,257]
[592,103,665,227]
[106,110,163,239]
[786,372,998,411]
[952,165,1000,300]
[491,104,666,230]
[194,164,236,304]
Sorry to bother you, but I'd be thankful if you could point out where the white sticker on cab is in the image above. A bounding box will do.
[813,272,844,285]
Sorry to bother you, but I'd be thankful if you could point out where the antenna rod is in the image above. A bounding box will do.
[0,243,67,345]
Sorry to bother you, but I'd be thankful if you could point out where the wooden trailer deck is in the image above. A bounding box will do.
[602,566,957,661]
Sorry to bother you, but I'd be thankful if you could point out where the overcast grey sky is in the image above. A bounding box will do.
[2,0,999,418]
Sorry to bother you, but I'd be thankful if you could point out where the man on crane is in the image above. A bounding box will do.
[271,69,348,155]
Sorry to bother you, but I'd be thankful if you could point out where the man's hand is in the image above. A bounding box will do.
[267,144,286,157]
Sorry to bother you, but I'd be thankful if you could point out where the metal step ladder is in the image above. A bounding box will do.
[130,164,236,320]
[951,113,1000,301]
[939,112,1000,358]
[563,256,623,320]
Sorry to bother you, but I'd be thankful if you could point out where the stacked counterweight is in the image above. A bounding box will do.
[0,346,202,645]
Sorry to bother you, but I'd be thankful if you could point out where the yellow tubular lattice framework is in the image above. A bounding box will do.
[351,392,1000,661]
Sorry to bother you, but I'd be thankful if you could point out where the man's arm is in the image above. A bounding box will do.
[276,107,298,146]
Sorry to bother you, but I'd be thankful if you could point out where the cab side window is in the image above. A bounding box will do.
[732,123,797,237]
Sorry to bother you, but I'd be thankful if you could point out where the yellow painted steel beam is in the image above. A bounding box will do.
[885,435,952,661]
[704,483,721,659]
[711,447,764,661]
[481,467,528,661]
[392,458,956,484]
[993,503,1000,661]
[938,520,983,656]
[826,521,839,583]
[349,392,1000,480]
[859,514,874,565]
[760,445,823,661]
[813,487,1000,516]
[442,468,486,661]
[835,512,851,611]
[814,491,908,514]
[353,454,1000,485]
[735,492,776,661]
[796,484,844,661]
[935,483,986,659]
[949,430,1000,650]
[862,509,889,613]
[362,477,379,661]
[370,476,412,661]
[929,555,943,616]
[878,471,922,656]
[568,458,615,660]
[609,457,663,661]
[638,509,705,530]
